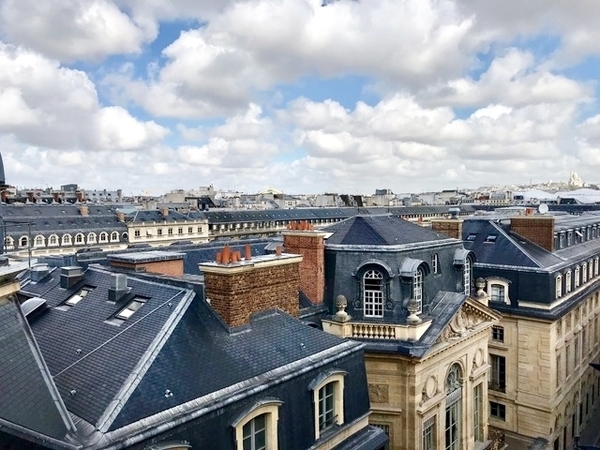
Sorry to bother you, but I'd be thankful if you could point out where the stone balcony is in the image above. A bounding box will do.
[322,318,431,341]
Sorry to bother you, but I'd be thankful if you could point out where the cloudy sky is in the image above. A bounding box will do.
[1,0,600,195]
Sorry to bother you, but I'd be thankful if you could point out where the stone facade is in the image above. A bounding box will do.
[200,254,302,328]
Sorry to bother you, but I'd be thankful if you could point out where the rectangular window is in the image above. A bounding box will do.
[157,228,163,236]
[491,284,505,303]
[445,400,460,450]
[566,344,571,377]
[373,424,390,450]
[178,227,183,235]
[556,354,562,388]
[575,335,580,367]
[556,275,562,298]
[490,402,506,421]
[413,270,423,314]
[168,228,173,235]
[423,417,436,450]
[473,384,483,442]
[492,325,504,343]
[566,271,572,293]
[463,258,471,296]
[198,226,203,233]
[431,254,439,274]
[318,383,336,432]
[490,354,506,392]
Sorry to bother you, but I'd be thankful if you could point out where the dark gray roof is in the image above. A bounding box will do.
[324,214,450,246]
[111,304,354,429]
[462,219,562,269]
[20,266,193,429]
[128,209,194,223]
[0,296,71,440]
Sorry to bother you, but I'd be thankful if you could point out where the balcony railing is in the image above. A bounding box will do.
[351,323,397,339]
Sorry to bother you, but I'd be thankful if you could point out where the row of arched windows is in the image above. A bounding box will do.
[555,257,600,299]
[4,231,126,249]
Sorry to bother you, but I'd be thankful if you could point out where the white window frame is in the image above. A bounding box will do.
[19,235,28,247]
[34,235,45,248]
[556,274,562,299]
[232,400,282,450]
[110,231,119,242]
[363,269,384,318]
[431,253,439,274]
[575,266,580,288]
[566,271,572,293]
[414,269,423,314]
[99,232,108,243]
[87,232,97,244]
[62,234,72,246]
[75,233,85,245]
[489,283,507,303]
[310,371,346,440]
[48,234,59,246]
[463,257,472,296]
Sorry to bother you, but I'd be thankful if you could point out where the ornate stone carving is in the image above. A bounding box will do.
[368,383,389,403]
[422,376,438,400]
[334,294,351,322]
[435,303,490,344]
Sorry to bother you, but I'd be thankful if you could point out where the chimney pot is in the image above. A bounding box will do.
[244,244,252,261]
[222,245,231,264]
[216,251,223,264]
[276,245,282,256]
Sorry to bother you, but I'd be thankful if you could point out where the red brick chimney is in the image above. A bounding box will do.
[282,223,326,305]
[107,251,185,277]
[510,216,555,252]
[199,251,302,328]
[431,219,463,240]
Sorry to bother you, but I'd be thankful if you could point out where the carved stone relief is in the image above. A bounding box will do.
[368,383,389,403]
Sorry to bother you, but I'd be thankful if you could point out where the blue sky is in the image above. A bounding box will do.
[1,0,600,195]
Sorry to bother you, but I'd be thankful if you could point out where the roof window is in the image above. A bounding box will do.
[466,234,477,241]
[485,234,498,243]
[65,287,94,306]
[115,297,147,321]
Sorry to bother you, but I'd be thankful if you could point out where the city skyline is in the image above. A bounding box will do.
[1,0,600,194]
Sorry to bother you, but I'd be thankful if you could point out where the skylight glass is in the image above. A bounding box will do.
[65,287,92,306]
[115,299,145,320]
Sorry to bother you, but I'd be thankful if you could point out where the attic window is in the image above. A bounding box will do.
[466,234,477,241]
[65,287,94,306]
[485,235,498,243]
[115,298,146,320]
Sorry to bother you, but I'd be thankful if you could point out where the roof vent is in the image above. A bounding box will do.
[108,273,129,302]
[21,297,48,318]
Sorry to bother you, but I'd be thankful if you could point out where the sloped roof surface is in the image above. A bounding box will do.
[111,303,351,429]
[324,214,449,246]
[0,296,69,439]
[21,267,191,428]
[462,219,562,268]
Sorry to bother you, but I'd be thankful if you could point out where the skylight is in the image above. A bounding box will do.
[466,234,477,241]
[65,287,93,306]
[115,298,145,320]
[485,235,498,243]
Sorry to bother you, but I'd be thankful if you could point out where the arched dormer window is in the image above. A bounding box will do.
[110,231,119,242]
[309,370,347,440]
[413,269,424,314]
[231,399,283,450]
[19,236,28,248]
[4,236,14,249]
[556,274,562,299]
[75,233,84,245]
[565,271,572,293]
[575,266,580,288]
[34,235,45,248]
[99,232,108,243]
[48,234,58,246]
[87,232,97,244]
[463,256,472,296]
[62,234,72,246]
[363,269,384,318]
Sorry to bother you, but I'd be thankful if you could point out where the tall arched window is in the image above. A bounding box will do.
[445,364,463,450]
[363,269,384,317]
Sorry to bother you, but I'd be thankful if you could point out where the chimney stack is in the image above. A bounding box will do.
[282,225,327,305]
[108,273,129,302]
[161,207,169,217]
[79,205,89,216]
[431,219,464,240]
[510,216,555,252]
[60,266,84,289]
[116,211,125,222]
[199,250,302,328]
[107,251,185,277]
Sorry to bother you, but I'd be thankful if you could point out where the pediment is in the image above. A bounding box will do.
[435,298,500,344]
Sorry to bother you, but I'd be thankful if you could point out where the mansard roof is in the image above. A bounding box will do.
[6,263,361,448]
[324,214,452,247]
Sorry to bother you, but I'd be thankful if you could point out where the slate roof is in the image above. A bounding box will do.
[0,295,71,440]
[127,209,196,223]
[2,204,126,239]
[324,214,451,246]
[111,304,356,430]
[11,260,363,447]
[20,266,193,429]
[462,219,562,269]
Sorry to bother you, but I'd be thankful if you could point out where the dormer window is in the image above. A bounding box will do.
[566,271,572,293]
[431,254,439,274]
[464,257,472,296]
[490,284,505,303]
[575,266,580,288]
[556,275,562,299]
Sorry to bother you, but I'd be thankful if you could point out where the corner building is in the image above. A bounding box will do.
[298,215,501,450]
[461,213,600,450]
